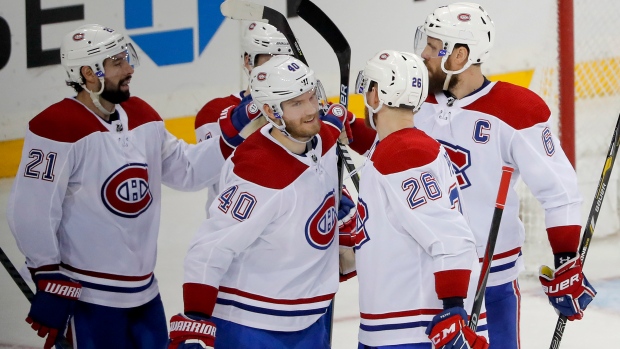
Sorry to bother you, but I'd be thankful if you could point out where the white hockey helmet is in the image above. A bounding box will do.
[414,2,494,75]
[356,50,428,129]
[250,55,324,139]
[242,21,292,69]
[61,24,139,86]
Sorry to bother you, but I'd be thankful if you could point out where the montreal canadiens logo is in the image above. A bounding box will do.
[72,33,84,41]
[379,53,389,60]
[330,105,344,117]
[305,191,337,250]
[101,163,153,218]
[257,72,267,81]
[249,23,256,30]
[246,102,260,117]
[458,13,471,21]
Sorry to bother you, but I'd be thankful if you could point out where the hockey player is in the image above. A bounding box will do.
[167,56,354,349]
[349,50,488,349]
[413,3,596,348]
[7,24,258,349]
[194,21,293,217]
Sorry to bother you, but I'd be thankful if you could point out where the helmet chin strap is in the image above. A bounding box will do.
[362,94,384,131]
[83,78,115,116]
[440,55,471,92]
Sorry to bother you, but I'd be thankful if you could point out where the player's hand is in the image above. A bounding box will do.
[539,257,596,320]
[219,96,262,148]
[338,186,357,281]
[324,103,355,144]
[426,307,489,349]
[168,313,216,349]
[27,271,82,349]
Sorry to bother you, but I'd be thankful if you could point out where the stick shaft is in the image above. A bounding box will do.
[549,113,620,348]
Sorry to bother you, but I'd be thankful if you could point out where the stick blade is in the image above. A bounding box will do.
[220,0,268,22]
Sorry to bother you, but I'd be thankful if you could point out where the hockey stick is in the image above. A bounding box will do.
[220,0,360,193]
[296,0,361,193]
[0,247,73,349]
[468,166,514,331]
[548,113,620,349]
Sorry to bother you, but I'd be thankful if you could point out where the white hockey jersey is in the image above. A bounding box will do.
[183,120,342,332]
[354,128,485,347]
[7,97,226,308]
[194,92,242,217]
[414,81,582,286]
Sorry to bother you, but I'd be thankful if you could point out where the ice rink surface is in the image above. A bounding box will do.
[1,177,619,348]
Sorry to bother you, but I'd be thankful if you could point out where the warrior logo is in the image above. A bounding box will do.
[101,163,152,218]
[439,140,472,189]
[305,191,337,250]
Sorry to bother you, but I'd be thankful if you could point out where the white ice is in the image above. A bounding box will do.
[1,177,618,348]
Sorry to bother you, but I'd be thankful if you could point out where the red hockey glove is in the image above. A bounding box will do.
[338,186,357,281]
[426,307,489,349]
[27,270,82,349]
[324,103,355,144]
[218,96,262,148]
[168,313,216,349]
[539,257,596,320]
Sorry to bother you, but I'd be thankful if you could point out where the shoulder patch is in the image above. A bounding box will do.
[29,99,108,143]
[195,95,242,129]
[120,97,163,130]
[231,131,309,189]
[464,82,551,130]
[372,128,441,175]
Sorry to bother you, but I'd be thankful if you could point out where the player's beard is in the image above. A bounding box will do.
[100,77,131,104]
[284,111,321,141]
[425,59,459,95]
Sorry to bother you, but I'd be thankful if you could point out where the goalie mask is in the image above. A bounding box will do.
[242,21,293,75]
[250,55,327,143]
[61,24,140,115]
[356,50,428,130]
[414,2,494,89]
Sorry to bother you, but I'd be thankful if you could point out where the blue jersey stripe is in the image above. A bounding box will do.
[216,298,329,317]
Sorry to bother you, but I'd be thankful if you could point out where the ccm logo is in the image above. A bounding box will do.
[431,323,457,344]
[543,274,581,294]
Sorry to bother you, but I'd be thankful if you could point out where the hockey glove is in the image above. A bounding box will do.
[338,186,357,282]
[218,95,262,148]
[322,103,355,144]
[426,307,489,349]
[168,313,216,349]
[539,257,596,320]
[27,270,82,349]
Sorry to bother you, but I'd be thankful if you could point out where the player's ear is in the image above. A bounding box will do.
[262,104,276,121]
[452,46,469,68]
[366,85,380,109]
[80,66,100,88]
[243,53,251,70]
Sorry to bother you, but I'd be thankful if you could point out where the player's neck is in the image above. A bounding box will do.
[271,127,308,154]
[376,108,414,141]
[448,66,485,100]
[76,91,115,122]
